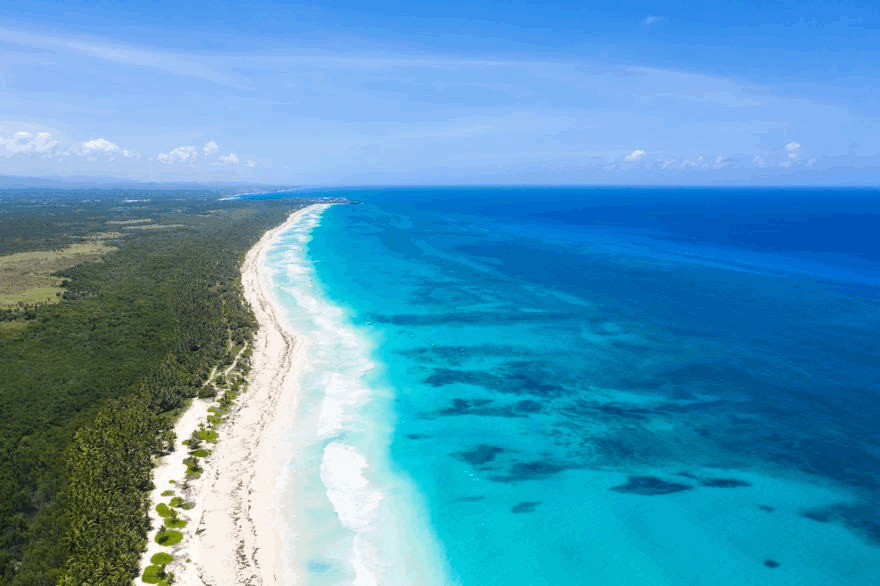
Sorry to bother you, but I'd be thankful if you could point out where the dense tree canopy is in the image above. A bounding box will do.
[0,189,326,584]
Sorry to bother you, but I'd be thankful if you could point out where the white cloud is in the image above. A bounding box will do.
[67,137,120,157]
[217,153,239,165]
[121,149,141,158]
[156,145,197,164]
[658,154,732,170]
[625,149,646,161]
[246,160,257,168]
[643,16,660,25]
[753,146,815,169]
[203,140,219,155]
[1,130,60,157]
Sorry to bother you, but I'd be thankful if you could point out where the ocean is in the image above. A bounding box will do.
[248,187,880,585]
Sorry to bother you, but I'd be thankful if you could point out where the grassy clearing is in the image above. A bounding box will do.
[125,224,186,230]
[0,240,117,308]
[106,219,152,225]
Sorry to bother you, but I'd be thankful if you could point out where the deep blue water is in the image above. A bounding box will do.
[253,187,880,585]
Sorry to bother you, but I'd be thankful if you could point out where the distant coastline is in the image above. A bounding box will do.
[217,187,302,200]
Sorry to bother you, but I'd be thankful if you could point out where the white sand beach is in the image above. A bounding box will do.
[138,205,324,585]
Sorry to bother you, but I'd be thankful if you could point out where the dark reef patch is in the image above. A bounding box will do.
[425,365,567,398]
[453,496,486,503]
[800,509,832,523]
[763,559,780,569]
[427,369,502,389]
[590,428,679,466]
[492,461,568,483]
[511,501,542,514]
[440,397,494,415]
[455,445,505,466]
[436,397,541,418]
[515,399,543,413]
[590,403,653,421]
[408,284,488,308]
[611,476,694,495]
[700,478,752,488]
[367,310,576,327]
[406,433,429,440]
[759,505,775,513]
[399,344,525,366]
[799,504,880,545]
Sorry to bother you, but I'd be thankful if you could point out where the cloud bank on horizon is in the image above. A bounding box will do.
[0,0,878,185]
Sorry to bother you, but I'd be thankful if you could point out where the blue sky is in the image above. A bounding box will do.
[1,0,879,185]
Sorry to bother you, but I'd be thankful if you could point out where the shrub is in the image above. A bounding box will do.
[142,564,165,584]
[155,528,183,546]
[197,385,217,399]
[198,429,219,443]
[150,552,173,565]
[164,518,187,529]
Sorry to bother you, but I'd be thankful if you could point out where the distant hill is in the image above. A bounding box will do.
[0,174,298,192]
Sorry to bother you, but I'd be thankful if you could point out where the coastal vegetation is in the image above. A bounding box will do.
[0,189,324,585]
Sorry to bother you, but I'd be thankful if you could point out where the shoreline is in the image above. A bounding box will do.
[138,204,327,585]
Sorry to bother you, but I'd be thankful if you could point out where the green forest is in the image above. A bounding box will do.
[0,189,328,585]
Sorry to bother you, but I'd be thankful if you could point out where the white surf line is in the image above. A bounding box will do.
[179,205,329,585]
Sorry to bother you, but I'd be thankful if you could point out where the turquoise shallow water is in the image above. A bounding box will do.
[255,188,880,585]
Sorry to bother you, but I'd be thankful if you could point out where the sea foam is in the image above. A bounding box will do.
[263,205,452,585]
